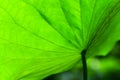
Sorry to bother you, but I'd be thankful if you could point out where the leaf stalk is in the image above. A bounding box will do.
[81,50,87,80]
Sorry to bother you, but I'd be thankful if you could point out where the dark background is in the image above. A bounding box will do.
[44,41,120,80]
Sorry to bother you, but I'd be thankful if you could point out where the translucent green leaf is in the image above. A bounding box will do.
[0,0,120,80]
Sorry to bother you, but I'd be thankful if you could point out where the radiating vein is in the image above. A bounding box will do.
[86,0,97,48]
[87,0,114,48]
[88,1,120,49]
[79,0,84,47]
[16,56,78,80]
[58,0,82,47]
[0,6,78,51]
[0,37,79,53]
[90,1,120,48]
[21,0,80,49]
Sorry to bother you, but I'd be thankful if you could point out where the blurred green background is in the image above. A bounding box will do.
[44,41,120,80]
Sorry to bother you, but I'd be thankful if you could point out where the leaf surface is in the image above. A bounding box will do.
[0,0,120,80]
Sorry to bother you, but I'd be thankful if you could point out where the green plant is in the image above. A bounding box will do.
[0,0,120,80]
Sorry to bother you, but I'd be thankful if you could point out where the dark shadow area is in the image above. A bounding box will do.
[43,41,120,80]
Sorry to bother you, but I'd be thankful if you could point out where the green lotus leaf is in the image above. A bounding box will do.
[0,0,120,80]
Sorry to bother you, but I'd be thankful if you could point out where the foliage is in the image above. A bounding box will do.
[0,0,120,80]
